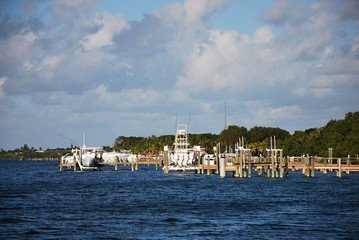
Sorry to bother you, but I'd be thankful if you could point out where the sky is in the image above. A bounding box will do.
[0,0,358,150]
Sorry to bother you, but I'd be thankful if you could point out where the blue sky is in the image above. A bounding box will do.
[0,0,358,150]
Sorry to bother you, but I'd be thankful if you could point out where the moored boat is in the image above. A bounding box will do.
[165,124,200,171]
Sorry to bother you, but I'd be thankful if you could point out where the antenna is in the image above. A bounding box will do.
[83,133,86,147]
[188,112,191,130]
[224,101,227,130]
[175,112,178,134]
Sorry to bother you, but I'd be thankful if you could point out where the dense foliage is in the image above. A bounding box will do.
[282,112,359,157]
[113,133,218,154]
[1,112,358,159]
[0,144,72,160]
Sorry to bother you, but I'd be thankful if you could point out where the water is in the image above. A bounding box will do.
[1,160,358,239]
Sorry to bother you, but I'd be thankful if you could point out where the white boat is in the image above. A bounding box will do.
[165,124,200,170]
[80,147,102,167]
[102,150,132,163]
[62,146,102,170]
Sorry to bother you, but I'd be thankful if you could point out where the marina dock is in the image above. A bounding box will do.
[57,128,358,178]
[58,149,359,178]
[59,154,163,172]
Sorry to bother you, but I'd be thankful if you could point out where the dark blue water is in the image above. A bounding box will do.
[1,160,358,239]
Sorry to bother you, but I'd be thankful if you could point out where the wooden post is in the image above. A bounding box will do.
[73,156,77,172]
[219,157,225,178]
[215,152,219,174]
[304,155,308,176]
[135,155,139,171]
[248,152,252,178]
[337,158,342,177]
[284,155,288,177]
[323,155,328,174]
[163,150,169,174]
[274,149,280,178]
[206,155,211,176]
[195,151,199,174]
[279,151,284,178]
[234,151,239,178]
[271,150,275,178]
[59,156,63,172]
[216,143,220,175]
[115,156,119,171]
[155,156,158,171]
[243,151,247,178]
[266,165,270,178]
[310,155,314,177]
[239,151,244,178]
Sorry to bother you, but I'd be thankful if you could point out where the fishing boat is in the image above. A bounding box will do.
[165,124,200,171]
[61,146,102,170]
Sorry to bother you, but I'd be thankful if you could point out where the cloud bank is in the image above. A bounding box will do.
[0,0,358,149]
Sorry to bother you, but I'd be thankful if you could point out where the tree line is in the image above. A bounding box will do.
[1,111,358,159]
[0,145,72,160]
[113,111,358,157]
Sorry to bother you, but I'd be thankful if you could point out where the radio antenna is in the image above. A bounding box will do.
[188,112,191,131]
[175,112,178,134]
[224,101,227,130]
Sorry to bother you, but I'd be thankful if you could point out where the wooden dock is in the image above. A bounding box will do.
[161,151,359,178]
[59,155,163,172]
[58,149,359,178]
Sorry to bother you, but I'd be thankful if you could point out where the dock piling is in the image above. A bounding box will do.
[337,158,342,177]
[219,157,225,178]
[163,150,169,174]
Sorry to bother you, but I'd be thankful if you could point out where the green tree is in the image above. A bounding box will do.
[219,125,248,148]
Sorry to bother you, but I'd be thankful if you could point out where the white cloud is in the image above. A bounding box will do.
[80,12,129,51]
[293,87,335,98]
[54,0,96,8]
[253,26,275,45]
[260,0,293,24]
[52,0,101,20]
[7,32,36,60]
[176,27,281,92]
[38,55,64,70]
[177,30,244,91]
[311,74,359,88]
[311,88,334,98]
[0,0,358,149]
[154,0,228,35]
[39,84,163,112]
[246,103,304,126]
[0,76,7,99]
